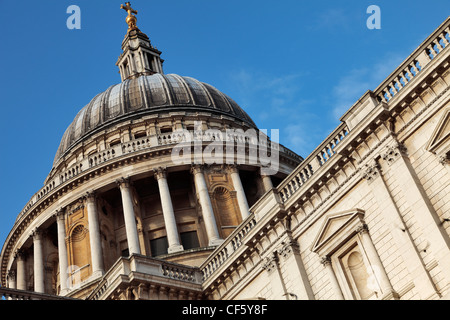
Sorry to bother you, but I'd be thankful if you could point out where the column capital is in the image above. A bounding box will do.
[116,177,132,188]
[14,249,27,260]
[226,164,238,174]
[7,270,16,280]
[54,208,66,221]
[153,166,167,180]
[85,190,97,202]
[261,253,278,274]
[356,223,369,235]
[31,228,44,241]
[320,255,332,266]
[277,239,300,259]
[190,164,205,175]
[382,141,408,166]
[361,160,381,183]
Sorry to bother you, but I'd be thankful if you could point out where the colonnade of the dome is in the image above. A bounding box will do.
[4,163,275,297]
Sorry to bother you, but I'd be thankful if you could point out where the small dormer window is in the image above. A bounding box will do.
[110,139,121,147]
[160,127,172,134]
[134,131,147,139]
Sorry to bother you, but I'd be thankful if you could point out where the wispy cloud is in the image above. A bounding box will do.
[226,69,326,156]
[309,8,357,33]
[331,52,406,119]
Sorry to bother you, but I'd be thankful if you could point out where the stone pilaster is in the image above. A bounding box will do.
[320,256,344,300]
[381,139,450,289]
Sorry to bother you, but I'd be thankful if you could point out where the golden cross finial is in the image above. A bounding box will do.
[120,2,139,31]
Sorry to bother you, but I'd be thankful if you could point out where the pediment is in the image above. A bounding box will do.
[427,107,450,155]
[311,209,365,254]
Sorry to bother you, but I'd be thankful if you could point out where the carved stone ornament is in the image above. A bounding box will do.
[153,167,167,180]
[116,176,131,188]
[382,142,407,166]
[320,256,332,266]
[277,239,300,259]
[361,161,381,183]
[355,223,369,235]
[261,254,278,274]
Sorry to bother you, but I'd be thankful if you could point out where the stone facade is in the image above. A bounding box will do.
[1,11,449,301]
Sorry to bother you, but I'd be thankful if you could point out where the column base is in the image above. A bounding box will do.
[209,239,224,247]
[168,244,184,254]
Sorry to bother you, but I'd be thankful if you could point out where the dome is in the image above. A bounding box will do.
[53,73,256,166]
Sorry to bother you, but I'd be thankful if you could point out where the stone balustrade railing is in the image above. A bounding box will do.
[160,263,202,283]
[89,254,203,300]
[201,214,257,281]
[374,18,450,103]
[278,123,349,204]
[0,287,76,300]
[16,128,297,222]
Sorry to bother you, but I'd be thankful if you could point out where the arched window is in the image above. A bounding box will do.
[212,186,241,238]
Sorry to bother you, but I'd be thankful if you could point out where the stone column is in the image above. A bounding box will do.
[32,229,45,293]
[117,178,141,255]
[191,165,223,246]
[15,251,26,291]
[321,256,344,300]
[86,192,105,277]
[55,209,69,295]
[227,165,250,220]
[261,174,274,193]
[356,224,396,299]
[7,270,16,289]
[154,167,184,253]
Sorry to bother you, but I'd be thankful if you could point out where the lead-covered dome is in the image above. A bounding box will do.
[53,73,256,166]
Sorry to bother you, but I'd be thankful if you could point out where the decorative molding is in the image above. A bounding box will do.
[361,161,381,183]
[355,223,369,235]
[381,142,407,166]
[311,208,366,255]
[261,253,278,274]
[320,256,332,267]
[277,239,300,260]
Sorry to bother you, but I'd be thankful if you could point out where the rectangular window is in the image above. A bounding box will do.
[180,231,200,250]
[150,236,169,257]
[121,248,129,257]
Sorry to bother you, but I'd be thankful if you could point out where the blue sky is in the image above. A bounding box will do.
[0,0,449,247]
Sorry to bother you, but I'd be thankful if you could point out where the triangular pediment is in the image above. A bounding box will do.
[311,209,365,254]
[427,107,450,155]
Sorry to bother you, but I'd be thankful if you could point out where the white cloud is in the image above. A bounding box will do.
[331,52,406,119]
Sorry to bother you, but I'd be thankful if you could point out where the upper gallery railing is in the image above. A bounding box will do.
[16,127,300,222]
